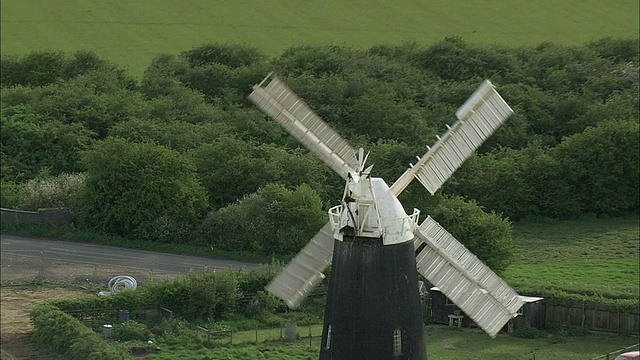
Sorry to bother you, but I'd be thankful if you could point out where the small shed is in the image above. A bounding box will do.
[508,295,545,332]
[427,287,544,332]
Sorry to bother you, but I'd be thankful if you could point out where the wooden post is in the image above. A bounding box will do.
[38,251,45,279]
[255,326,258,343]
[197,326,211,343]
[160,307,173,318]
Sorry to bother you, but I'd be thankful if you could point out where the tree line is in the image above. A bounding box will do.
[1,38,638,271]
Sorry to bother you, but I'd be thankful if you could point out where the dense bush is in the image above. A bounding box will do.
[174,44,270,106]
[48,265,289,322]
[450,143,581,219]
[199,183,327,255]
[553,119,639,215]
[189,136,335,209]
[548,323,591,337]
[451,118,639,219]
[427,195,515,273]
[2,38,638,264]
[1,68,142,140]
[0,180,22,208]
[50,290,148,314]
[112,320,152,342]
[0,105,94,181]
[237,262,286,315]
[77,138,208,241]
[1,50,135,89]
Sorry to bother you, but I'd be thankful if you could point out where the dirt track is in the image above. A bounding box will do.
[0,253,169,360]
[1,286,87,360]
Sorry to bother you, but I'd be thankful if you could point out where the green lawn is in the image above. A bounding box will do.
[2,0,638,77]
[146,325,638,360]
[506,215,640,306]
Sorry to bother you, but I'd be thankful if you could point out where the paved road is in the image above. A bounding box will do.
[0,234,259,274]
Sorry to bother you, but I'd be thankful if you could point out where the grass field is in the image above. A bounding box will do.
[146,325,638,360]
[2,0,639,77]
[506,215,640,305]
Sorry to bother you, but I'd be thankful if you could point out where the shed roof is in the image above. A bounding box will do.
[429,286,543,303]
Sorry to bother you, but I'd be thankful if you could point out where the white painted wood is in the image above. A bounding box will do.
[414,216,523,337]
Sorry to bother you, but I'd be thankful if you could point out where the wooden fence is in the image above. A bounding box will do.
[0,207,72,225]
[545,302,639,334]
[591,343,639,360]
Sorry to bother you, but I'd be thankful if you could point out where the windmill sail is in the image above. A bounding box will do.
[250,75,521,345]
[265,222,335,308]
[391,80,513,196]
[249,74,359,180]
[414,216,523,337]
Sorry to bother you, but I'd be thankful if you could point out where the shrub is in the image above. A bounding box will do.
[199,183,326,255]
[112,320,152,342]
[155,318,203,347]
[48,289,148,315]
[78,137,208,240]
[243,291,280,317]
[0,180,22,208]
[429,195,515,273]
[137,268,245,321]
[1,105,94,180]
[553,119,639,215]
[237,261,283,295]
[181,43,266,68]
[17,172,85,211]
[181,271,239,320]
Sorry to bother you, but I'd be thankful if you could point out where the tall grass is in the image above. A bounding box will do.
[2,0,638,77]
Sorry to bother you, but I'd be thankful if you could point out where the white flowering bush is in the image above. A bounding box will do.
[18,172,85,211]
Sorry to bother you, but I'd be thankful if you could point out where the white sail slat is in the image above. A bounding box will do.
[249,75,358,179]
[391,80,513,196]
[414,216,523,337]
[265,222,334,308]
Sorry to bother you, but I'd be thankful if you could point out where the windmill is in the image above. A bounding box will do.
[249,74,523,360]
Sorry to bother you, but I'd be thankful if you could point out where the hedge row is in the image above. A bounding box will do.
[30,304,132,360]
[48,264,288,322]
